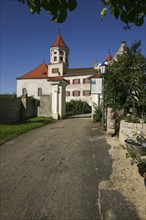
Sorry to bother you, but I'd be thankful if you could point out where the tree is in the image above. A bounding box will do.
[18,0,146,27]
[18,0,77,23]
[105,41,146,117]
[101,0,146,28]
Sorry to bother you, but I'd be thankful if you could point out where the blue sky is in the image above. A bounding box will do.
[1,0,146,94]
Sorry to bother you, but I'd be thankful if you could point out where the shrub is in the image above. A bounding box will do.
[93,104,102,122]
[66,100,91,116]
[124,115,140,123]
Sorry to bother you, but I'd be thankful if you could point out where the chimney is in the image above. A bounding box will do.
[93,60,97,69]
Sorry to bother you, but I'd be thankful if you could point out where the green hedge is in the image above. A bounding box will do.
[66,100,91,116]
[0,94,18,101]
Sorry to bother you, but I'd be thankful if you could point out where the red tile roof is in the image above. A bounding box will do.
[17,63,48,79]
[52,33,68,48]
[17,65,97,80]
[105,54,112,62]
[88,73,102,79]
[47,76,69,83]
[64,68,97,77]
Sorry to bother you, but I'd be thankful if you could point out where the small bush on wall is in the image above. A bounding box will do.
[66,100,91,116]
[93,105,102,122]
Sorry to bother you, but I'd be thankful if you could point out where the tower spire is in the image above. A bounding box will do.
[51,31,68,48]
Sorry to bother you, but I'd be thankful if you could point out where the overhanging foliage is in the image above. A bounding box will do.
[105,41,146,116]
[18,0,146,26]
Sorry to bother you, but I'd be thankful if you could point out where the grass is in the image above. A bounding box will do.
[0,117,55,146]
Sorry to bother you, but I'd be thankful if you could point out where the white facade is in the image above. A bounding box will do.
[113,41,126,60]
[17,78,52,99]
[64,75,92,104]
[50,46,69,70]
[90,77,103,119]
[48,63,67,77]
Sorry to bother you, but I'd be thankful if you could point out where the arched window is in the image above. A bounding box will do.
[22,88,27,96]
[38,88,42,96]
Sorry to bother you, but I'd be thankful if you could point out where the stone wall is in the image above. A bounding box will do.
[0,99,21,123]
[38,95,52,117]
[0,97,37,124]
[119,120,146,145]
[106,108,115,135]
[21,97,37,120]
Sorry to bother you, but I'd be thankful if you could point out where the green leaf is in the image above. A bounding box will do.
[100,7,108,19]
[111,7,120,19]
[42,0,56,11]
[52,6,67,23]
[109,0,117,7]
[26,0,41,14]
[135,17,144,26]
[127,9,137,23]
[67,0,77,11]
[120,10,128,23]
[103,0,110,4]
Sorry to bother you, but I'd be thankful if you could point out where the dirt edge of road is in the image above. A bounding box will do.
[101,135,146,220]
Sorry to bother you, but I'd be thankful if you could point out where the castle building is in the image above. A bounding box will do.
[16,32,101,106]
[16,32,125,106]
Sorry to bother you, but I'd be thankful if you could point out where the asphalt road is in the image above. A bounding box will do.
[0,117,140,220]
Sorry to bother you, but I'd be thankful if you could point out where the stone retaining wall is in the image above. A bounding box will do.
[119,120,146,145]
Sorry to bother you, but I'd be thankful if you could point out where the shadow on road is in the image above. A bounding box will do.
[66,113,91,119]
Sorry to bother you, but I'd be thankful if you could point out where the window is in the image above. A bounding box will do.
[22,88,27,96]
[73,79,80,84]
[38,88,42,96]
[60,56,63,62]
[83,78,90,84]
[66,91,70,96]
[60,51,64,55]
[54,56,57,61]
[52,68,59,73]
[73,91,80,96]
[59,51,64,62]
[83,90,91,96]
